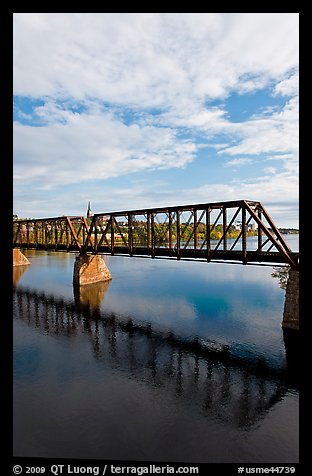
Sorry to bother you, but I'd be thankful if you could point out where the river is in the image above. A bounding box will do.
[13,235,299,463]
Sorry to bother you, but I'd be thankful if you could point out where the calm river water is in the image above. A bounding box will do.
[13,236,299,463]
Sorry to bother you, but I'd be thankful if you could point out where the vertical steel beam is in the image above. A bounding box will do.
[176,210,181,259]
[223,206,227,251]
[206,207,211,261]
[128,214,133,256]
[111,215,115,255]
[169,211,173,250]
[194,209,198,250]
[44,222,47,248]
[17,223,21,246]
[49,222,53,246]
[151,212,155,258]
[242,205,247,263]
[34,223,38,248]
[26,223,30,247]
[13,222,17,245]
[147,213,151,252]
[94,217,98,252]
[66,221,69,249]
[55,222,58,248]
[59,223,63,246]
[18,223,22,245]
[257,207,262,254]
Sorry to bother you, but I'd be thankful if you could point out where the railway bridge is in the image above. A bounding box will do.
[13,199,299,330]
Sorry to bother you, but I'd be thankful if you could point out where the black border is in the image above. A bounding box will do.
[7,9,305,475]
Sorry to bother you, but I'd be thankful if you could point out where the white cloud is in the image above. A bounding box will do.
[14,13,299,168]
[265,153,294,161]
[188,173,298,209]
[263,167,278,174]
[224,158,253,168]
[219,96,299,162]
[13,108,197,188]
[273,71,299,97]
[13,13,298,106]
[13,13,299,227]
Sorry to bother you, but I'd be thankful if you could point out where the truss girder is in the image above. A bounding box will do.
[12,200,298,268]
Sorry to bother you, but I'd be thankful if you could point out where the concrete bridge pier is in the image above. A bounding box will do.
[13,248,30,267]
[282,268,299,331]
[73,253,112,286]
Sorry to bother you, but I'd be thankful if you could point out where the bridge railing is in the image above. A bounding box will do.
[13,200,298,267]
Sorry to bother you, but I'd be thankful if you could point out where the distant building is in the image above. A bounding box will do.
[87,201,92,218]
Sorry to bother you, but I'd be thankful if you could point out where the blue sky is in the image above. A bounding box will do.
[13,13,299,227]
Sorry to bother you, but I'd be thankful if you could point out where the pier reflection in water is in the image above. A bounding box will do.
[13,249,299,462]
[13,265,29,287]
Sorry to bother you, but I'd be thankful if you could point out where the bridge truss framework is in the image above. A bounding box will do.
[13,199,299,268]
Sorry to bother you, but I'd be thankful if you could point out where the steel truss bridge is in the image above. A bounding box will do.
[13,199,299,268]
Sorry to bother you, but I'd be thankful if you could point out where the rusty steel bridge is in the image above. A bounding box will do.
[13,199,299,269]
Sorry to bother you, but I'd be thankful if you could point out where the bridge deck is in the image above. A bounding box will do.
[17,242,298,266]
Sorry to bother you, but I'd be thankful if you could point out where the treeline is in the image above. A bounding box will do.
[116,222,258,243]
[14,220,258,245]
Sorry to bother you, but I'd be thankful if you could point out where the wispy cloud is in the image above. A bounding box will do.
[14,109,197,188]
[220,97,298,156]
[224,158,253,168]
[273,71,299,97]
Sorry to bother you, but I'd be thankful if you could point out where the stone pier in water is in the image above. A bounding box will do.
[282,268,299,331]
[13,248,30,267]
[73,253,112,286]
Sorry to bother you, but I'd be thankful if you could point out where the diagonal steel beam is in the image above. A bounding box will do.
[258,203,292,253]
[65,217,82,252]
[243,201,297,268]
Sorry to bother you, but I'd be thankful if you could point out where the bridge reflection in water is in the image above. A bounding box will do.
[13,281,298,431]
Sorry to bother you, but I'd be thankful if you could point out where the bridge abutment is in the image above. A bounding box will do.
[73,253,112,286]
[282,268,299,331]
[13,248,30,267]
